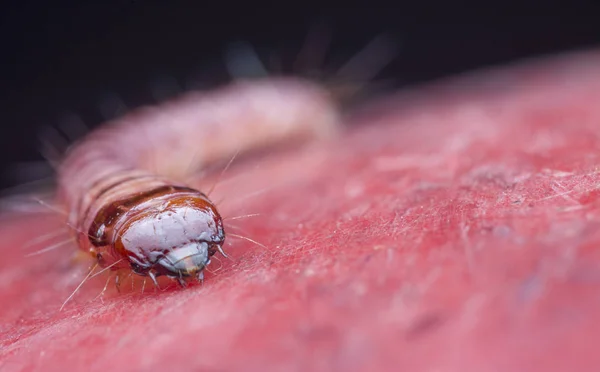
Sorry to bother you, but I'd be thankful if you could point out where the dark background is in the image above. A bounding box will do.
[1,0,600,188]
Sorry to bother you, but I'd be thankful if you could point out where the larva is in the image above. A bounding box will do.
[56,78,340,295]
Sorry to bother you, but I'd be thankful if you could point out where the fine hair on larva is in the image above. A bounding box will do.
[8,31,397,310]
[56,78,341,309]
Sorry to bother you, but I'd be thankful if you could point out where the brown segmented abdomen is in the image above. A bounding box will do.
[56,78,340,285]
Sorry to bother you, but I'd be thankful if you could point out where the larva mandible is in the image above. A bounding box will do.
[56,78,340,291]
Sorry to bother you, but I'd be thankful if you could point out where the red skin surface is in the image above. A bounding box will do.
[2,50,600,371]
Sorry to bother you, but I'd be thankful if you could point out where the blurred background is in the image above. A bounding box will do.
[1,0,600,188]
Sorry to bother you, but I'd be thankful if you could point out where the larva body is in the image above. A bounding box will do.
[57,78,340,284]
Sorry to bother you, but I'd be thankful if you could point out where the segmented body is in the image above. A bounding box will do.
[57,78,339,283]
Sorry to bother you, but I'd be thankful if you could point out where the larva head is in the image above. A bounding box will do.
[113,193,225,281]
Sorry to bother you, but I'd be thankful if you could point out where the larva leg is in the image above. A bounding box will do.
[115,272,121,293]
[216,245,229,259]
[176,277,187,288]
[148,271,160,291]
[95,272,113,302]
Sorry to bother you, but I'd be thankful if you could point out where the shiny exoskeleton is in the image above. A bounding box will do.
[88,185,224,284]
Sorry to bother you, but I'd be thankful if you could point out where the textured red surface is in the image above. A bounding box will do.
[3,50,600,371]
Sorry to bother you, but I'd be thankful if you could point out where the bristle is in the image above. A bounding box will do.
[224,41,269,80]
[98,92,128,120]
